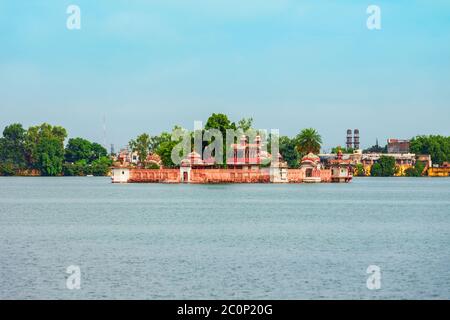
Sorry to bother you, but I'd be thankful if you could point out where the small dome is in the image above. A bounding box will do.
[187,151,201,158]
[260,150,271,159]
[146,153,162,164]
[182,151,204,166]
[301,152,320,163]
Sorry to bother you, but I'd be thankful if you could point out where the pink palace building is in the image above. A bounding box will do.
[111,135,351,184]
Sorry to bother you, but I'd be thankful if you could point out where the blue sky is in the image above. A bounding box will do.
[0,0,449,151]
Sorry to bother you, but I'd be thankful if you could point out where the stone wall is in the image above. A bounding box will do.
[129,169,180,183]
[124,167,333,183]
[287,169,331,183]
[287,169,304,183]
[320,169,332,182]
[190,168,270,183]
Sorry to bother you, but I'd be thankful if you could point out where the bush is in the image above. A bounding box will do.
[371,155,396,177]
[405,167,419,177]
[91,156,112,176]
[370,163,383,177]
[63,161,88,176]
[0,163,16,176]
[405,161,425,177]
[145,162,160,169]
[355,163,365,176]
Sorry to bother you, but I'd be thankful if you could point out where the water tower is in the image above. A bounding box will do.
[353,129,360,150]
[346,129,353,149]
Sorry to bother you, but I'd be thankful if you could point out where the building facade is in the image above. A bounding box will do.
[111,135,345,184]
[387,139,410,154]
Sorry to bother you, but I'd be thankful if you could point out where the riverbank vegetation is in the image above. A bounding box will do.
[1,116,449,177]
[0,123,111,176]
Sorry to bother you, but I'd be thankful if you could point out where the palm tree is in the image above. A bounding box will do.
[296,128,322,155]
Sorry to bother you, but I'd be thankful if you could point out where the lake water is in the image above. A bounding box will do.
[0,177,449,299]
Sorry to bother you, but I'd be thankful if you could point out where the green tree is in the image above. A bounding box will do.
[331,146,354,154]
[64,138,108,176]
[156,140,178,168]
[62,160,86,176]
[371,155,396,177]
[145,162,160,169]
[129,133,152,166]
[91,156,112,176]
[90,143,107,162]
[25,123,67,172]
[38,136,66,176]
[237,117,253,132]
[152,127,188,168]
[296,128,322,155]
[410,135,450,165]
[405,161,425,177]
[65,138,93,163]
[149,132,172,153]
[0,163,16,176]
[205,113,237,165]
[0,123,27,174]
[364,141,387,153]
[279,136,300,168]
[63,160,88,176]
[415,161,425,176]
[370,163,383,177]
[65,138,107,163]
[355,163,366,176]
[205,113,237,134]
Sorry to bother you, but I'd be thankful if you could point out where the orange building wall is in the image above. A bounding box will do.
[129,169,180,183]
[127,168,333,183]
[428,167,450,177]
[287,169,304,183]
[320,169,332,182]
[190,169,270,183]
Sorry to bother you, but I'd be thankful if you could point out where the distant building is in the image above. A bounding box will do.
[345,129,360,150]
[346,129,352,149]
[329,150,353,183]
[428,162,450,177]
[353,129,360,150]
[112,135,339,184]
[387,139,410,154]
[361,153,416,176]
[116,147,139,165]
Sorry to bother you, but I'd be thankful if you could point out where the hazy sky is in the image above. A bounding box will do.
[1,0,449,151]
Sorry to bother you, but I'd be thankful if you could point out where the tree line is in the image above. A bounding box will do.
[2,116,447,176]
[128,113,323,169]
[0,123,111,176]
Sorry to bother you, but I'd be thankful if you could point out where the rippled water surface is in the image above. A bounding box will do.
[0,177,449,299]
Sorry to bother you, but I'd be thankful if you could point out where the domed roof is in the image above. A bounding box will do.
[181,151,204,166]
[146,153,162,164]
[301,152,320,163]
[260,150,271,159]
